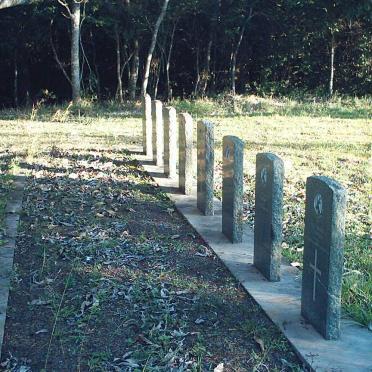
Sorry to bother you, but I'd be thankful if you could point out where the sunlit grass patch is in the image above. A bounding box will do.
[0,94,370,328]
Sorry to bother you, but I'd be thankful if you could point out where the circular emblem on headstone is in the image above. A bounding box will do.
[260,167,268,185]
[313,193,323,216]
[225,145,231,160]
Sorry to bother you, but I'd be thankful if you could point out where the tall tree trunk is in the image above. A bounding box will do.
[199,35,212,97]
[153,58,161,99]
[329,32,335,97]
[198,0,221,97]
[194,47,200,97]
[14,51,18,107]
[129,39,139,100]
[230,24,246,95]
[115,28,123,103]
[71,0,81,103]
[166,21,177,101]
[90,28,101,99]
[141,0,170,96]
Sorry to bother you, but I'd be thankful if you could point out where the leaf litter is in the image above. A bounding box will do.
[1,146,305,371]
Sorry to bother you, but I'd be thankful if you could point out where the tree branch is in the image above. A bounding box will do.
[50,20,72,86]
[0,0,30,10]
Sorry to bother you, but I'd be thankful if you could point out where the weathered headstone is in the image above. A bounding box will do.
[142,94,152,156]
[301,176,347,340]
[178,113,193,195]
[222,136,244,243]
[253,153,284,281]
[163,106,177,178]
[151,100,164,166]
[197,120,214,216]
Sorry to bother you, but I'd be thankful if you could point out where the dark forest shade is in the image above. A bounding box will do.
[0,0,370,106]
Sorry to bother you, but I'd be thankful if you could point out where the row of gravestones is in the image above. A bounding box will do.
[142,94,347,341]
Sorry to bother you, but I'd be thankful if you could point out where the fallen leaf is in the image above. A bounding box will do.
[290,262,302,268]
[29,299,51,306]
[122,359,140,368]
[171,330,189,337]
[214,363,224,372]
[107,209,117,217]
[254,336,265,352]
[166,208,174,215]
[35,329,48,335]
[33,277,54,285]
[136,334,154,345]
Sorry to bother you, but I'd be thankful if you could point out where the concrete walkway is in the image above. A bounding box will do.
[134,149,372,372]
[0,175,26,358]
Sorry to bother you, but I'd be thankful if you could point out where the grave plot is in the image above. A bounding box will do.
[0,119,304,371]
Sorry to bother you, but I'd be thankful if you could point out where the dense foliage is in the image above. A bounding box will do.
[0,0,371,106]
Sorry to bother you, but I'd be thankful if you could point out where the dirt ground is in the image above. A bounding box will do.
[1,145,305,371]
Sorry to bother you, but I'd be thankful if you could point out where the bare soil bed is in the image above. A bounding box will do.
[1,146,304,371]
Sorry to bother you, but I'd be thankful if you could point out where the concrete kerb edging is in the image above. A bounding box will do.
[0,174,26,358]
[132,147,372,372]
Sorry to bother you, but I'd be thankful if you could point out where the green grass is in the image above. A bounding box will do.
[0,94,370,327]
[173,94,371,327]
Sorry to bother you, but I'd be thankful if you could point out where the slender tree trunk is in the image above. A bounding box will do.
[141,0,170,96]
[154,58,161,99]
[194,47,200,97]
[24,64,30,106]
[71,1,81,103]
[115,28,123,103]
[129,39,139,100]
[90,29,101,99]
[329,32,335,97]
[230,24,246,95]
[199,35,212,97]
[14,51,18,107]
[166,21,177,101]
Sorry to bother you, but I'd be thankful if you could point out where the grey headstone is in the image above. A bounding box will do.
[178,113,193,195]
[222,136,244,243]
[301,176,347,340]
[163,107,177,178]
[142,94,152,156]
[152,100,164,166]
[254,153,284,282]
[197,120,214,216]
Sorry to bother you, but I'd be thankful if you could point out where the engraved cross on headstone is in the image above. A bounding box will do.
[225,145,231,160]
[309,249,321,301]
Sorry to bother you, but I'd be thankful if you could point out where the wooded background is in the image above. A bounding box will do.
[0,0,371,107]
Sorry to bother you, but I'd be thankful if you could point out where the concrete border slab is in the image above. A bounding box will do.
[0,175,26,358]
[133,149,372,372]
